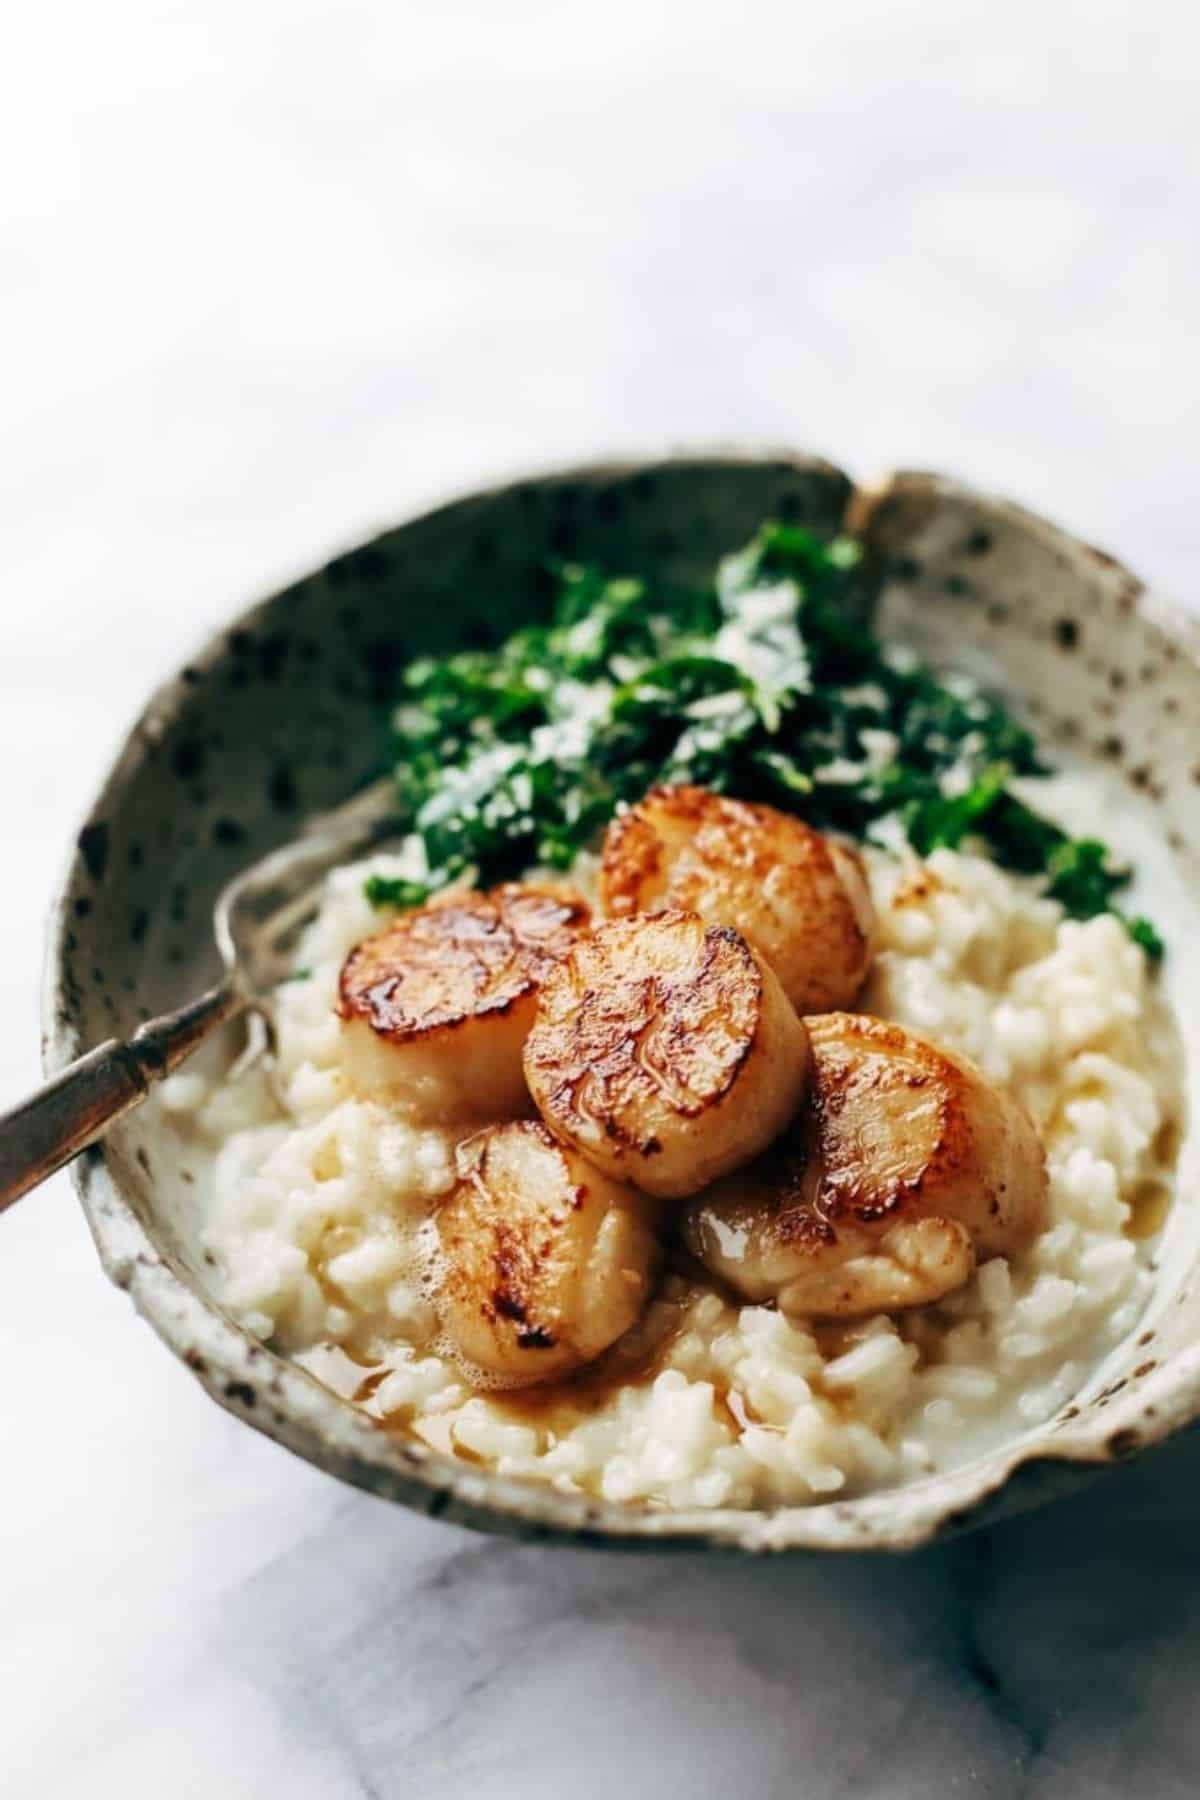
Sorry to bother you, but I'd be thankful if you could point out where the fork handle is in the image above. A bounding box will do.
[0,981,240,1214]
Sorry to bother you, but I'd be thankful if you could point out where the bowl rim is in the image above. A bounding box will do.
[42,447,1200,1553]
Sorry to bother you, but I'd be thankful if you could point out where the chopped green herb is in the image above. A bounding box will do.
[1121,914,1165,961]
[366,521,1162,957]
[363,874,432,911]
[1044,837,1128,918]
[904,763,1010,856]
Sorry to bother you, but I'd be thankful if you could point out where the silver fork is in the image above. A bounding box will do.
[0,781,399,1213]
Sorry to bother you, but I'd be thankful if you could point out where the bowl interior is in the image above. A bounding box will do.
[50,454,1200,1551]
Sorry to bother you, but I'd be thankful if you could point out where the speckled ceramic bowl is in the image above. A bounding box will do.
[45,453,1200,1552]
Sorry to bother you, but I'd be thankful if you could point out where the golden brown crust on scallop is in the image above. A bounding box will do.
[435,1120,660,1384]
[598,784,874,1012]
[600,803,667,914]
[682,1012,1048,1317]
[523,909,810,1198]
[338,883,590,1045]
[529,916,760,1150]
[803,1013,981,1232]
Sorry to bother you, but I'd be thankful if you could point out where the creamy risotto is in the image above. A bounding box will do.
[173,834,1179,1511]
[172,518,1183,1512]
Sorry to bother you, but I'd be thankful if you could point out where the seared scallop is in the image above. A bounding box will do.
[683,1012,1048,1317]
[434,1120,660,1385]
[338,883,590,1122]
[523,909,810,1199]
[599,784,875,1013]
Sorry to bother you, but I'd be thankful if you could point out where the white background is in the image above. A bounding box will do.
[2,4,1198,1795]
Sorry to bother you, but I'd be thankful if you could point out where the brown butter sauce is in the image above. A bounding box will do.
[1125,1178,1173,1241]
[298,1255,771,1453]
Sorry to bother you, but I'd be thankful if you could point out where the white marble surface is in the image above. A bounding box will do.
[2,3,1199,1793]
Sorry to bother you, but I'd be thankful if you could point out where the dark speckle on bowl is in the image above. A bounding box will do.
[594,486,624,524]
[360,638,408,705]
[78,820,110,882]
[268,765,299,812]
[171,740,207,781]
[256,633,290,682]
[548,516,579,557]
